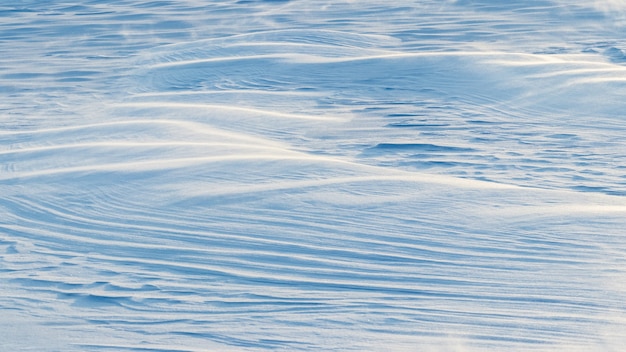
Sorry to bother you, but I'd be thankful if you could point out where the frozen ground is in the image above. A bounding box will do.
[1,1,626,351]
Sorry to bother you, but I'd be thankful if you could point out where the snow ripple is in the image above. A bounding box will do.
[2,1,626,351]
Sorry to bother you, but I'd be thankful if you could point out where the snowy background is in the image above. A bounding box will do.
[2,1,626,351]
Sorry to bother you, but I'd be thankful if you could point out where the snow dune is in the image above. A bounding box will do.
[2,1,626,351]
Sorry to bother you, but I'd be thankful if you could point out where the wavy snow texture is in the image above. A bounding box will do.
[2,1,626,351]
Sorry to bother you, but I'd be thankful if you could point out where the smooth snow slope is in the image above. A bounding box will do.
[1,1,626,351]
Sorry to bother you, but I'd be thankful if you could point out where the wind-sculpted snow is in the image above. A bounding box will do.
[2,1,626,351]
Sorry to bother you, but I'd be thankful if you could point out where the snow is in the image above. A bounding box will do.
[1,1,626,351]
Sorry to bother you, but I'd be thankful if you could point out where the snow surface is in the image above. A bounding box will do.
[2,1,626,351]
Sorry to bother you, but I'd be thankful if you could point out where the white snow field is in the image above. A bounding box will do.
[2,1,626,351]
